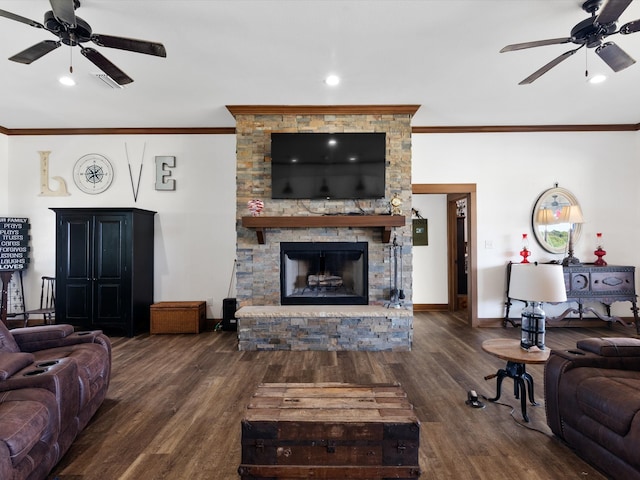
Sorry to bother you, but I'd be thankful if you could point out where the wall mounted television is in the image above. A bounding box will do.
[270,132,386,200]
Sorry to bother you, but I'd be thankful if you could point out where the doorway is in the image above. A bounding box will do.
[412,184,477,327]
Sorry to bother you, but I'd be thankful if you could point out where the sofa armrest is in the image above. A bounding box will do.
[0,352,35,380]
[576,337,640,357]
[10,326,105,353]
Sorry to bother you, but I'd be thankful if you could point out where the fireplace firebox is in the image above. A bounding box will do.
[280,242,368,305]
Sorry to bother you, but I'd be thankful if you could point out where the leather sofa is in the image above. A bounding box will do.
[0,320,111,480]
[545,337,640,480]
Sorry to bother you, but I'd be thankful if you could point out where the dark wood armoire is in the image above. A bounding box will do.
[51,208,155,337]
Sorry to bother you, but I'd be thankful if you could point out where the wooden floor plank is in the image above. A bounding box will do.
[48,311,636,479]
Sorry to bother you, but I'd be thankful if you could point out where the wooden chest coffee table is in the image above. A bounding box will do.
[238,382,421,479]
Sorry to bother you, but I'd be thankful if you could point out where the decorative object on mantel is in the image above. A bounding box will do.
[247,199,264,217]
[520,233,530,263]
[390,193,403,215]
[508,263,567,351]
[560,204,585,266]
[594,232,607,266]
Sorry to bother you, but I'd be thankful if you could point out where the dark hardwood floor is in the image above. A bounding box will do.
[49,312,636,479]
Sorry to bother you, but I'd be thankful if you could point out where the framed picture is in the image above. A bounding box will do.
[413,218,428,246]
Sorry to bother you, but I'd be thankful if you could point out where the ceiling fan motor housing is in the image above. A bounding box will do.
[44,10,92,45]
[570,16,617,48]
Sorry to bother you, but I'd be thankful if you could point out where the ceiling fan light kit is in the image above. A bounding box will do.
[0,0,166,86]
[501,0,640,84]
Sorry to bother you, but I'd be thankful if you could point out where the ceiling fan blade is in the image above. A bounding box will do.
[81,47,133,85]
[9,40,61,64]
[620,18,640,34]
[500,38,572,53]
[518,47,582,85]
[49,0,76,28]
[0,8,45,28]
[91,34,167,57]
[596,0,633,25]
[596,41,636,71]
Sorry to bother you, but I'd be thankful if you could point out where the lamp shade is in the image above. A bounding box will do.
[559,205,584,224]
[536,208,556,225]
[509,263,567,303]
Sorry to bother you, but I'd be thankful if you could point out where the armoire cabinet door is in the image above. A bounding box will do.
[60,215,92,325]
[93,215,129,327]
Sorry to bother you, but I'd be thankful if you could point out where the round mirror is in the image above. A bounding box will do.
[531,186,582,255]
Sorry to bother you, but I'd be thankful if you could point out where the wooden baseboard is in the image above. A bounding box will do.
[413,304,448,312]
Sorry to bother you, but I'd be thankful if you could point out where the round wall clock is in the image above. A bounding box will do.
[73,154,114,194]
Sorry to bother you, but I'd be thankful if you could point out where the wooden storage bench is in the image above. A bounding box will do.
[150,301,206,334]
[238,382,421,479]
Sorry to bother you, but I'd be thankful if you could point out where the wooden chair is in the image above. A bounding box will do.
[23,276,55,327]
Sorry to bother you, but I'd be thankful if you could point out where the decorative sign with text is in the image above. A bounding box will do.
[0,217,30,270]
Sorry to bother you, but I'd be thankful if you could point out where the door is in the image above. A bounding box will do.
[412,184,477,327]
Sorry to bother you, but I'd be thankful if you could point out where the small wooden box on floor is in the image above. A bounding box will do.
[239,382,421,479]
[150,301,206,334]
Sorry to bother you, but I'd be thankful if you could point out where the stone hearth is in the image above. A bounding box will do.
[236,305,413,351]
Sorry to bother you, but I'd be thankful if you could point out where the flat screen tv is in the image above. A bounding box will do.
[270,132,386,200]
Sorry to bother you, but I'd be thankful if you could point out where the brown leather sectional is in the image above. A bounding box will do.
[0,321,111,480]
[545,337,640,480]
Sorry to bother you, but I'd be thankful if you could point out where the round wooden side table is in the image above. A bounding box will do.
[482,338,550,422]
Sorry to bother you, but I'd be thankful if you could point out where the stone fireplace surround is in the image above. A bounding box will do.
[229,105,418,351]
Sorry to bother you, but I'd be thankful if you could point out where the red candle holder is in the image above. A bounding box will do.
[594,232,607,266]
[520,233,530,263]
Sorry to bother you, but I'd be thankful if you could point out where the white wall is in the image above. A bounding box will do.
[6,129,640,323]
[411,194,448,304]
[412,130,640,319]
[7,134,236,319]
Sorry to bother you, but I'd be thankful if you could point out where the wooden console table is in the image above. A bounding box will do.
[505,263,639,334]
[241,215,405,244]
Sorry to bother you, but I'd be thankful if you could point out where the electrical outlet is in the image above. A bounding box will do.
[485,240,493,249]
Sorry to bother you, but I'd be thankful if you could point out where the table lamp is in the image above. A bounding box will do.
[559,205,584,266]
[509,263,567,350]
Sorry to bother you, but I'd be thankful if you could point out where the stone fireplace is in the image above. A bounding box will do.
[228,105,418,351]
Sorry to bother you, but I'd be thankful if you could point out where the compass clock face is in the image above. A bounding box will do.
[73,154,114,194]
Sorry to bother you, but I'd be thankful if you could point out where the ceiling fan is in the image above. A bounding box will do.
[0,0,166,85]
[501,0,640,84]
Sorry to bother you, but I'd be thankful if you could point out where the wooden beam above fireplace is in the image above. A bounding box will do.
[241,215,406,244]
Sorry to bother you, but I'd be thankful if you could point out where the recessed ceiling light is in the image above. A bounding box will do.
[325,74,340,86]
[59,75,75,86]
[589,74,607,84]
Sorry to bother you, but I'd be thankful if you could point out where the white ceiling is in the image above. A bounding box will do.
[1,0,639,130]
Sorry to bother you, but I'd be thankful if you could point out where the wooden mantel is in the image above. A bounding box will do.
[241,215,406,244]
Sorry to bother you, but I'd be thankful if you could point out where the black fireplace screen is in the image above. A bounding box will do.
[280,242,368,305]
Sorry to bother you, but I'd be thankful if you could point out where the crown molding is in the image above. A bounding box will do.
[226,105,421,117]
[1,122,638,136]
[412,124,640,133]
[0,127,235,136]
